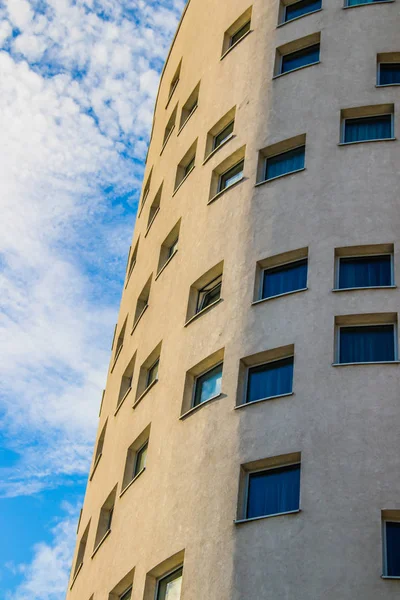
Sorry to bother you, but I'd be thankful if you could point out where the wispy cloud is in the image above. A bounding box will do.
[5,502,80,600]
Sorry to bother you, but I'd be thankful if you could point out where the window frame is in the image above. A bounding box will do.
[218,159,244,193]
[345,0,393,7]
[196,274,223,313]
[245,355,294,404]
[146,358,160,388]
[192,361,223,408]
[213,120,235,151]
[279,42,320,75]
[377,62,400,87]
[133,440,148,478]
[155,565,183,600]
[244,462,301,521]
[260,257,308,300]
[281,0,322,24]
[382,517,400,578]
[341,113,394,144]
[264,144,306,182]
[230,20,251,48]
[119,586,132,600]
[334,252,394,291]
[336,322,398,365]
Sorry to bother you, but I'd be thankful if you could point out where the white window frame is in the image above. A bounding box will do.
[120,585,133,600]
[155,565,183,600]
[279,43,320,75]
[341,113,394,144]
[335,322,398,365]
[229,20,251,48]
[334,252,394,290]
[133,440,148,478]
[243,461,301,521]
[260,257,308,300]
[192,361,223,408]
[382,517,400,578]
[282,0,322,24]
[218,159,244,193]
[264,144,306,182]
[213,120,235,151]
[245,355,294,405]
[377,62,400,87]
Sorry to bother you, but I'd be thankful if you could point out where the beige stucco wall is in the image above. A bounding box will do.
[66,0,400,598]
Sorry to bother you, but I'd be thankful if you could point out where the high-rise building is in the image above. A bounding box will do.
[66,0,400,598]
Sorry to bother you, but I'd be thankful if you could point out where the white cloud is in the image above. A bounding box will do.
[6,503,80,600]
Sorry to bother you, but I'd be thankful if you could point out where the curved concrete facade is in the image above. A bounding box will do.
[67,0,400,598]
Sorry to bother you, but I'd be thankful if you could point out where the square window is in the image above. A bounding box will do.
[222,8,252,57]
[93,487,117,551]
[343,114,393,143]
[246,357,293,403]
[218,160,244,192]
[379,63,400,86]
[338,324,395,363]
[193,363,223,407]
[262,258,308,298]
[174,140,197,192]
[157,220,180,276]
[338,255,392,289]
[246,463,300,519]
[214,121,235,150]
[265,146,305,181]
[168,238,179,258]
[384,520,400,576]
[230,21,251,47]
[134,441,148,478]
[156,567,183,600]
[197,275,222,312]
[282,0,322,23]
[280,43,320,74]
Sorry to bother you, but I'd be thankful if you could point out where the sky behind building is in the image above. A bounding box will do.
[0,0,184,597]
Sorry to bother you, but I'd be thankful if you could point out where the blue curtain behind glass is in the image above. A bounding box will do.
[386,522,400,576]
[281,44,320,74]
[247,358,293,403]
[380,64,400,85]
[285,0,321,21]
[266,146,305,180]
[263,259,307,298]
[247,464,300,519]
[348,0,387,5]
[339,325,395,363]
[344,115,392,143]
[339,256,391,289]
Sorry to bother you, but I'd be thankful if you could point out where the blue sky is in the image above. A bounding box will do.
[0,0,184,597]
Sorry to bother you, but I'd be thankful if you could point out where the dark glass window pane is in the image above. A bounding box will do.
[194,363,222,407]
[230,21,251,47]
[214,121,234,149]
[168,239,178,258]
[265,146,305,181]
[344,115,392,143]
[338,255,391,289]
[219,160,244,191]
[262,259,308,298]
[386,522,400,576]
[147,359,159,386]
[247,464,300,519]
[157,567,183,600]
[120,587,132,600]
[134,442,148,477]
[197,275,222,312]
[380,64,400,86]
[107,507,114,530]
[184,157,195,177]
[285,0,322,22]
[247,357,294,403]
[339,325,395,364]
[281,44,320,74]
